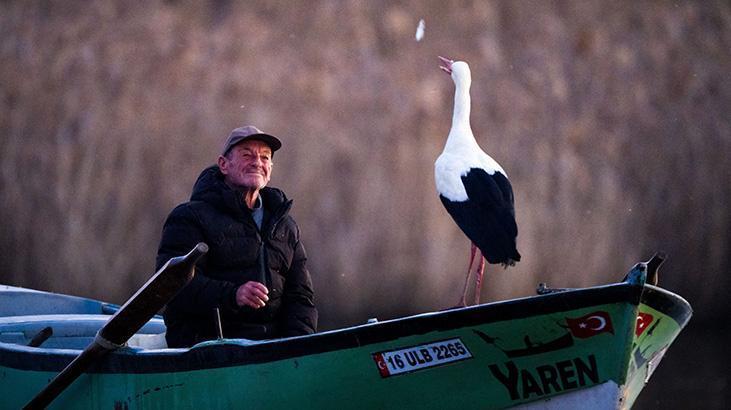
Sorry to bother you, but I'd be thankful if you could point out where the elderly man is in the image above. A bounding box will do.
[157,126,317,347]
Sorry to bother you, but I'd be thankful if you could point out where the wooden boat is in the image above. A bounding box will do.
[0,254,691,409]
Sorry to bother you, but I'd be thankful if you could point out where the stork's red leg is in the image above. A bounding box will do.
[473,251,486,305]
[459,243,478,306]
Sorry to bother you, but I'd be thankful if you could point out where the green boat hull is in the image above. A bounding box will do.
[0,263,691,409]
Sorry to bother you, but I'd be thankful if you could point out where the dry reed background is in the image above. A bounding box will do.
[1,1,729,407]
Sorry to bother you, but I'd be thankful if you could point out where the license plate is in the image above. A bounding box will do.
[372,337,472,377]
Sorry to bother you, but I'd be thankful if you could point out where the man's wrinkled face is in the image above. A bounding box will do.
[219,140,273,191]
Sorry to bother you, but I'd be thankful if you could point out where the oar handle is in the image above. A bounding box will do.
[100,243,208,345]
[24,243,208,409]
[27,326,53,347]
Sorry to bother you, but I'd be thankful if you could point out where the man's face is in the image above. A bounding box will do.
[219,140,273,191]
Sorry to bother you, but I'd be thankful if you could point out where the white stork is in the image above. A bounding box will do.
[435,56,521,306]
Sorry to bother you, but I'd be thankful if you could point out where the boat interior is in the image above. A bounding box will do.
[0,285,168,350]
[0,315,168,350]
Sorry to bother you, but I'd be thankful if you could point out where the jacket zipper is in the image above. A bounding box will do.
[258,200,292,286]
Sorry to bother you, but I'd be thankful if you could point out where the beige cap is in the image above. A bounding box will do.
[221,125,282,155]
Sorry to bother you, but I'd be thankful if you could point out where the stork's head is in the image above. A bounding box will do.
[438,56,471,85]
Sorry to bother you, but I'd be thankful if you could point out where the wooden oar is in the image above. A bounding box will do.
[27,326,54,348]
[24,242,208,409]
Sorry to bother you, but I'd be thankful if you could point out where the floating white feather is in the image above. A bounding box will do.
[415,19,425,42]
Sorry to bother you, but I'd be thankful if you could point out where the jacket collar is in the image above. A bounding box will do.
[190,165,290,221]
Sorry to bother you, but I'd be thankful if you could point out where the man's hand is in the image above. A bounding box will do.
[235,281,269,308]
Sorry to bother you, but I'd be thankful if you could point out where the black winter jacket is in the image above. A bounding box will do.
[157,166,317,347]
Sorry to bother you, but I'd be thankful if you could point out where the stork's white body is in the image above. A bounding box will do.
[435,61,506,202]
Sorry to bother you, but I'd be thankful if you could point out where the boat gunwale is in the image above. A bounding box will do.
[640,284,692,327]
[0,282,648,374]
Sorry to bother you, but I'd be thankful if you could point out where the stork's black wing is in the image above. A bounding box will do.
[439,168,520,265]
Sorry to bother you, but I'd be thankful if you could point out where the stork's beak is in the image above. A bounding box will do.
[438,56,454,74]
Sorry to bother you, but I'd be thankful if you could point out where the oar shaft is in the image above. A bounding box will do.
[24,242,207,409]
[24,341,109,409]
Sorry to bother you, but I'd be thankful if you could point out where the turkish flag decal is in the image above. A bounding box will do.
[635,312,654,336]
[565,311,614,339]
[372,352,391,377]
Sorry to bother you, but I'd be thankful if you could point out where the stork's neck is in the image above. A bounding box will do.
[446,77,477,151]
[451,78,471,129]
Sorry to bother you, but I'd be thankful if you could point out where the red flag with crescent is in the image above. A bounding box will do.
[372,353,391,377]
[565,311,614,338]
[635,312,654,336]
